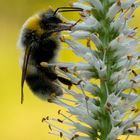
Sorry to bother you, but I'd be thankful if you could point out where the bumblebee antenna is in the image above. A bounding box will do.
[53,7,83,15]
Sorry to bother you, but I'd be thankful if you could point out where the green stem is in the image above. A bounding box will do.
[99,81,112,140]
[97,1,114,139]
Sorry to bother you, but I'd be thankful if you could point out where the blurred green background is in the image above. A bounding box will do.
[0,0,140,140]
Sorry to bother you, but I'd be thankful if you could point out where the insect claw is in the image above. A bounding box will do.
[76,80,83,85]
[70,19,81,29]
[68,85,72,90]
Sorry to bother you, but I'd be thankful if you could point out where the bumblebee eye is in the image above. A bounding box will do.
[40,15,62,30]
[47,16,62,24]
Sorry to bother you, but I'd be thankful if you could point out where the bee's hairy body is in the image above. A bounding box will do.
[18,10,64,101]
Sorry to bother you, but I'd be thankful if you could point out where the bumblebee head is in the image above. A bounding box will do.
[39,7,83,31]
[39,9,63,30]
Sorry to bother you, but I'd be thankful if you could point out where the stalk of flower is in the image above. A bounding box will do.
[42,0,140,140]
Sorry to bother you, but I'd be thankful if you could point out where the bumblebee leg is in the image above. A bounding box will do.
[57,76,72,89]
[69,19,81,29]
[59,66,69,72]
[40,62,82,89]
[57,76,82,89]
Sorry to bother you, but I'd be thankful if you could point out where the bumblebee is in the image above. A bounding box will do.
[18,7,83,104]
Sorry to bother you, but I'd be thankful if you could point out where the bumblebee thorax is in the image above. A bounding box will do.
[25,14,45,36]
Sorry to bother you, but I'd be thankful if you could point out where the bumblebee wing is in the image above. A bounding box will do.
[21,45,32,104]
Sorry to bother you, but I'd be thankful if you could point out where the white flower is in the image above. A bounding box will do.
[44,0,140,140]
[73,2,92,10]
[80,0,103,11]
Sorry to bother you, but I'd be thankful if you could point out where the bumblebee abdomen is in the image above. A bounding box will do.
[26,74,63,101]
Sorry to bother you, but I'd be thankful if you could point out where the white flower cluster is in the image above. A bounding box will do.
[43,0,140,140]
